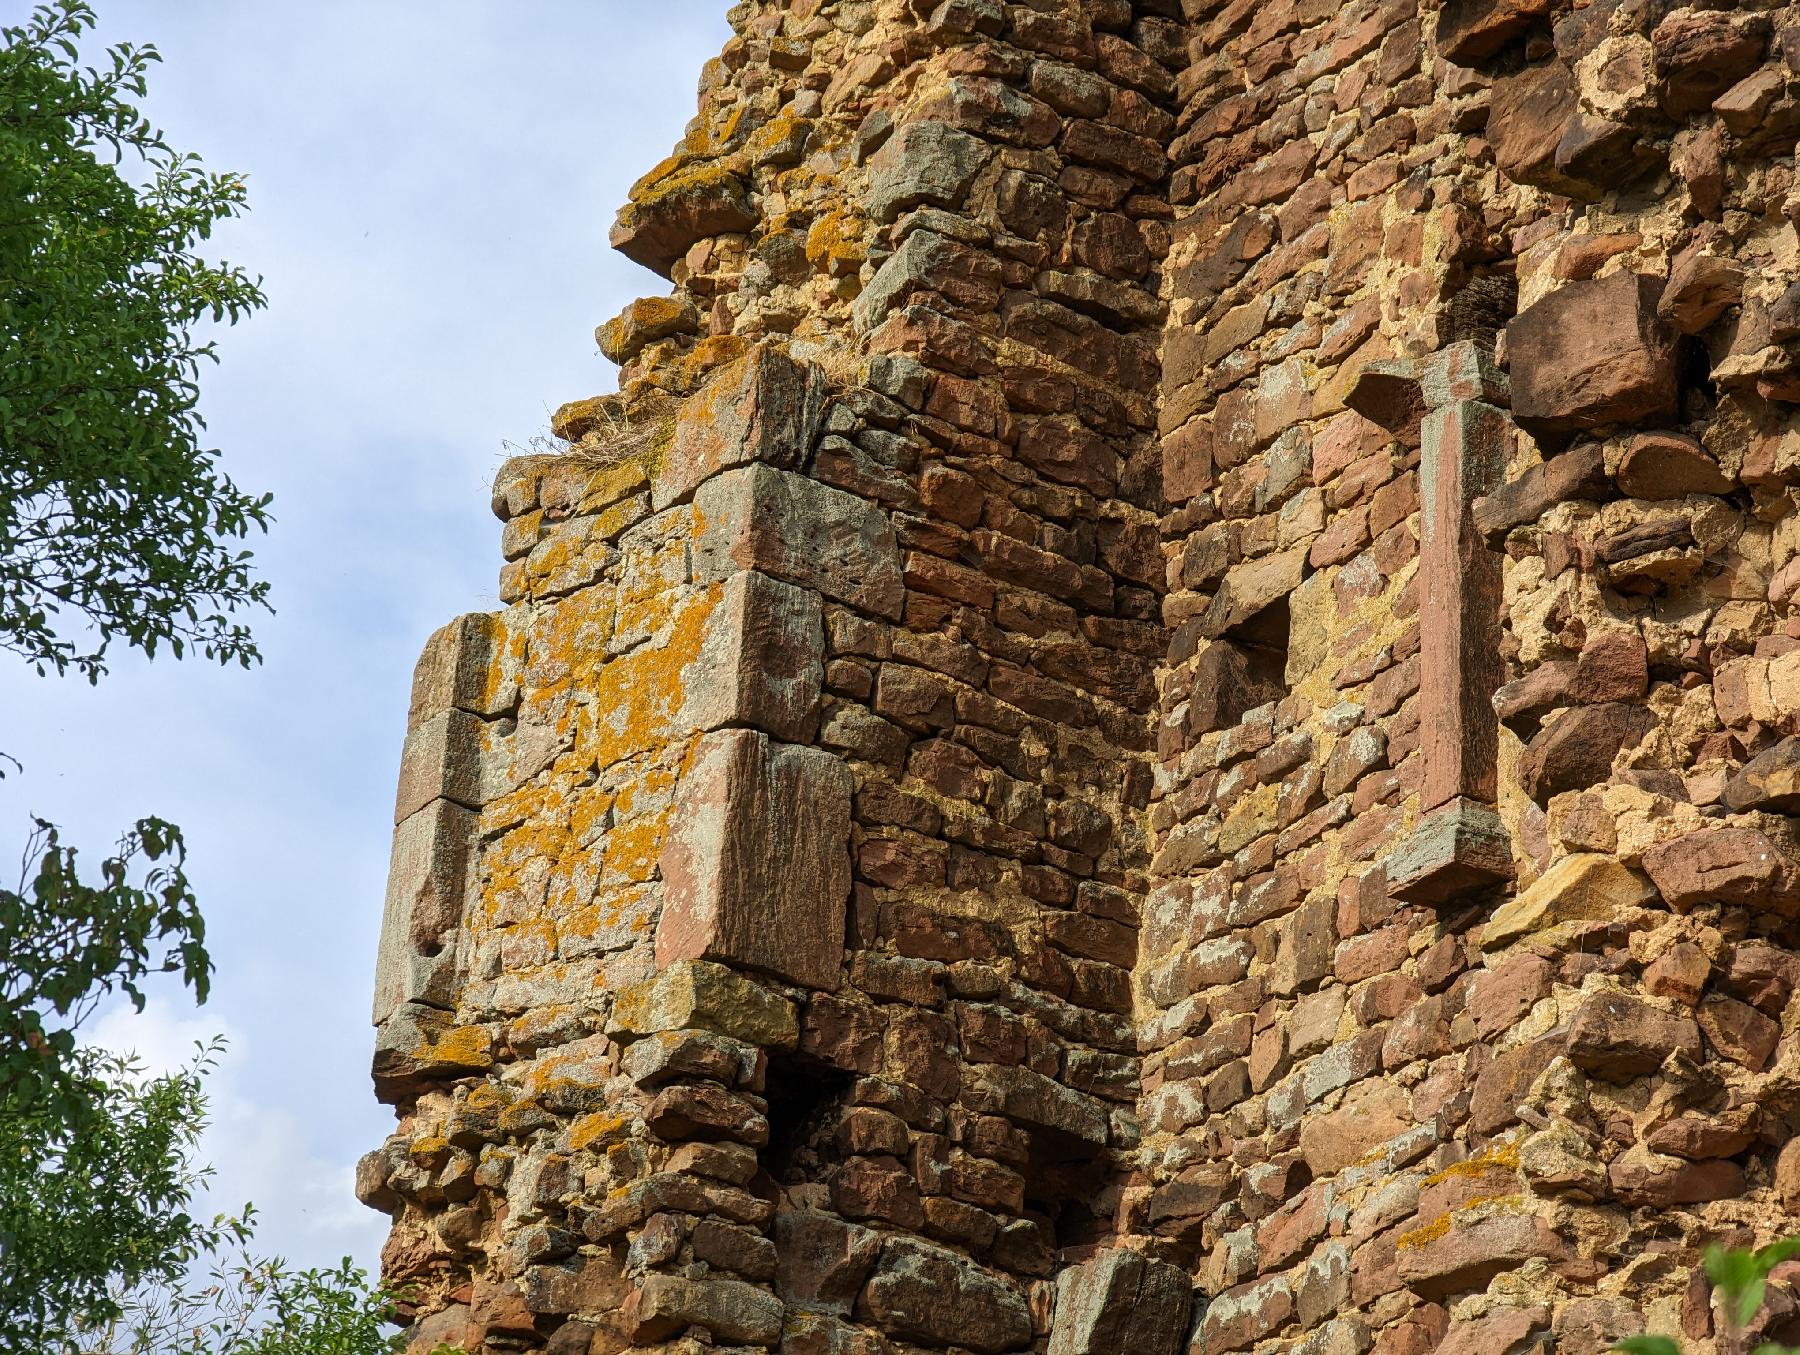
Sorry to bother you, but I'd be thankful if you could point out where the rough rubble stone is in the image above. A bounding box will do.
[1048,1249,1192,1355]
[1505,272,1680,440]
[859,1237,1033,1354]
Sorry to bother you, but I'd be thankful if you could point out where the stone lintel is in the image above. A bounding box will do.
[1388,798,1515,905]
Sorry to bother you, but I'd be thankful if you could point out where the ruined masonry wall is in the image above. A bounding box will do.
[363,0,1800,1353]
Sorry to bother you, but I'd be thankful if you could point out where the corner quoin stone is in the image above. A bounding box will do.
[692,463,906,620]
[656,728,854,991]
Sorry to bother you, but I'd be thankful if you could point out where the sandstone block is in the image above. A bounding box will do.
[409,612,511,727]
[658,730,853,991]
[694,464,905,620]
[1608,1150,1746,1207]
[1395,1213,1562,1297]
[626,1272,784,1347]
[654,347,828,509]
[858,1237,1032,1354]
[371,1003,494,1102]
[393,707,487,824]
[1436,0,1555,65]
[684,571,825,744]
[1187,638,1288,736]
[1567,991,1701,1080]
[1048,1250,1189,1355]
[373,799,475,1025]
[866,120,993,223]
[1505,273,1680,441]
[1299,1083,1411,1175]
[1724,736,1800,812]
[1388,799,1514,905]
[610,166,758,278]
[612,959,799,1049]
[1518,702,1657,803]
[1489,61,1582,196]
[1616,431,1732,498]
[1644,827,1790,910]
[1483,853,1655,948]
[775,1211,883,1315]
[968,1064,1109,1152]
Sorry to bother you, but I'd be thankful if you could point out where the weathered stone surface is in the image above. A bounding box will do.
[373,799,475,1024]
[1505,273,1680,440]
[1608,1151,1746,1207]
[657,729,852,990]
[1644,827,1790,910]
[626,1272,784,1346]
[1615,431,1732,498]
[1300,1083,1411,1175]
[1659,252,1746,335]
[1388,799,1514,904]
[1048,1249,1191,1355]
[1436,0,1554,65]
[1396,1214,1563,1297]
[611,166,758,277]
[685,571,825,743]
[1724,737,1800,812]
[612,960,799,1048]
[655,347,828,508]
[694,464,905,619]
[1489,61,1581,195]
[1652,8,1769,116]
[1518,702,1658,803]
[1187,638,1288,735]
[1483,853,1656,948]
[371,1003,494,1102]
[968,1064,1109,1150]
[1472,442,1609,545]
[598,294,699,366]
[409,612,511,727]
[859,1237,1032,1354]
[394,707,487,823]
[1568,991,1702,1080]
[867,121,993,222]
[775,1211,883,1314]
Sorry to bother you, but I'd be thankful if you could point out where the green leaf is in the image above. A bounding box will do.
[1615,1339,1681,1355]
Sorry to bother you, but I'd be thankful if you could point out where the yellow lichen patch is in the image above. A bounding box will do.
[413,1022,494,1073]
[588,582,724,773]
[806,208,866,275]
[1422,1142,1522,1186]
[602,809,670,885]
[1395,1214,1454,1251]
[569,1112,631,1153]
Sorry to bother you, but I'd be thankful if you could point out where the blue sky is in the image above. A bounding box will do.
[0,0,732,1275]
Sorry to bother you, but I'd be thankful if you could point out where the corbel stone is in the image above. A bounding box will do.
[1358,343,1517,905]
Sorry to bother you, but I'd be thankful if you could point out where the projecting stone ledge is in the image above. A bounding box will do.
[1387,799,1514,905]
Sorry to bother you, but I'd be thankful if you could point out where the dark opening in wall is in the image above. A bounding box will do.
[761,1054,854,1187]
[1446,269,1518,353]
[1188,596,1292,735]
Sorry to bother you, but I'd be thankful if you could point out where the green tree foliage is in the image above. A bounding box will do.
[0,817,208,1123]
[0,0,270,684]
[0,6,430,1352]
[1617,1240,1800,1355]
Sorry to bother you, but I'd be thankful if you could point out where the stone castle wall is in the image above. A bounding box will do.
[360,1,1800,1351]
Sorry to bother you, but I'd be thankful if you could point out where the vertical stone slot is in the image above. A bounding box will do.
[761,1051,853,1187]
